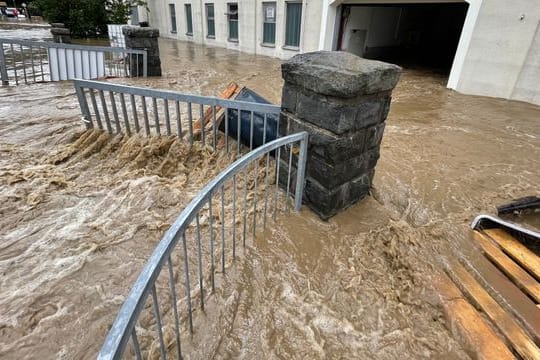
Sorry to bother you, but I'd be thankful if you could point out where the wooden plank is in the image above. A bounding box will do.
[474,231,540,303]
[433,273,516,360]
[448,261,540,360]
[193,82,240,135]
[484,228,540,281]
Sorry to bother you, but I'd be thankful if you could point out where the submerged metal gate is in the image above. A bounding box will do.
[0,39,147,85]
[97,132,308,359]
[73,79,281,152]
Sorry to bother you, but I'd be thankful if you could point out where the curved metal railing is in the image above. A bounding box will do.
[98,131,308,359]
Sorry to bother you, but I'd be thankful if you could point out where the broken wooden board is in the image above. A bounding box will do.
[447,260,540,360]
[474,231,540,304]
[433,272,516,360]
[484,228,540,282]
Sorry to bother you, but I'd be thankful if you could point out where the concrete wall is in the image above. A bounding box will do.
[452,0,540,105]
[147,0,324,60]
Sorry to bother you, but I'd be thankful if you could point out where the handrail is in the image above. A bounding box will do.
[471,214,540,239]
[98,131,308,360]
[0,38,146,55]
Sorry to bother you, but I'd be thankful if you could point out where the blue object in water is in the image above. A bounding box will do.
[223,87,278,149]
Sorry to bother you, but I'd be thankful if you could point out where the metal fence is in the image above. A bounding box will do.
[98,131,308,359]
[73,79,281,152]
[0,38,147,85]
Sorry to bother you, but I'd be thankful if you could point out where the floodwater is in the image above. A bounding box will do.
[1,29,539,359]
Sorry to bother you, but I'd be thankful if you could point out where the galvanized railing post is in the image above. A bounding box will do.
[294,132,308,211]
[142,49,148,78]
[0,42,9,85]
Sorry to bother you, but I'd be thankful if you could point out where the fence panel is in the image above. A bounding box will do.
[0,38,147,85]
[97,131,308,360]
[73,79,282,152]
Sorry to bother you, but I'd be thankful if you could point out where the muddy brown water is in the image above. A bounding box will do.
[0,32,539,359]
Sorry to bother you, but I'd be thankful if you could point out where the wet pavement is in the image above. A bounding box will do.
[0,28,539,359]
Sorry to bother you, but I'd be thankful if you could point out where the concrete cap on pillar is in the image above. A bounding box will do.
[282,51,401,98]
[122,26,160,38]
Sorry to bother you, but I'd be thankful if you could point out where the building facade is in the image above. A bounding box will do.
[146,0,540,106]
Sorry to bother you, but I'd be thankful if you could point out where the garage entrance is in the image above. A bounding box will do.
[337,2,469,75]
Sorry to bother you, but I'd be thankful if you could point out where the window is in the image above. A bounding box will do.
[169,4,177,33]
[285,2,302,48]
[227,3,238,42]
[185,4,193,35]
[262,2,276,45]
[205,3,215,38]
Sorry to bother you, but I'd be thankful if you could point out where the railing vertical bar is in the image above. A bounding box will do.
[0,43,8,85]
[63,46,69,80]
[123,51,128,77]
[212,105,217,151]
[195,213,204,310]
[285,144,294,213]
[143,51,148,77]
[120,93,131,136]
[263,152,271,230]
[232,174,237,259]
[294,136,308,211]
[175,100,182,137]
[129,94,140,133]
[75,85,93,129]
[131,329,142,360]
[187,102,194,145]
[252,157,259,241]
[152,97,161,136]
[9,44,18,85]
[29,45,36,83]
[249,111,254,151]
[89,89,103,129]
[262,114,267,145]
[141,96,150,136]
[86,50,91,78]
[167,256,182,360]
[98,90,113,134]
[55,47,61,81]
[39,46,45,82]
[225,108,229,153]
[71,49,77,78]
[19,45,27,84]
[199,104,205,146]
[109,91,121,134]
[242,167,249,248]
[208,196,215,292]
[273,148,281,221]
[164,99,171,136]
[181,232,194,334]
[237,108,241,154]
[220,185,225,274]
[151,285,167,360]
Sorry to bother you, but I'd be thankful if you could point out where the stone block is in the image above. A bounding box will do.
[281,84,298,114]
[365,122,386,150]
[280,113,367,163]
[304,175,371,220]
[307,153,368,189]
[122,26,160,38]
[282,51,401,98]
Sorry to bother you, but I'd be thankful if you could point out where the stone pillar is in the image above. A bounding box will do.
[50,23,71,44]
[122,26,162,77]
[280,51,401,220]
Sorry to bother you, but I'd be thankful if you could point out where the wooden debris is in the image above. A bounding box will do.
[484,228,540,281]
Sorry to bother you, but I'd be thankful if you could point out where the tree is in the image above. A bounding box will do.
[34,0,147,37]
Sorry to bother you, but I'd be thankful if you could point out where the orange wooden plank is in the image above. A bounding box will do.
[449,261,540,360]
[484,228,540,281]
[433,273,516,360]
[474,231,540,304]
[193,82,240,133]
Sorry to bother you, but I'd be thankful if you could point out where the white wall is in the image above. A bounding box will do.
[147,0,324,60]
[452,0,540,104]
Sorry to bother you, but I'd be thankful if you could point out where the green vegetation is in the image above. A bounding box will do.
[33,0,147,38]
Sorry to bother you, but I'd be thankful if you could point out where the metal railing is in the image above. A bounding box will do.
[98,131,308,359]
[0,38,147,85]
[73,79,281,152]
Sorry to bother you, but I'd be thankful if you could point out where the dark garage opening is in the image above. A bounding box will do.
[337,2,469,74]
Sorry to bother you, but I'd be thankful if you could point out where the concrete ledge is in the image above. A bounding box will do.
[122,26,160,38]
